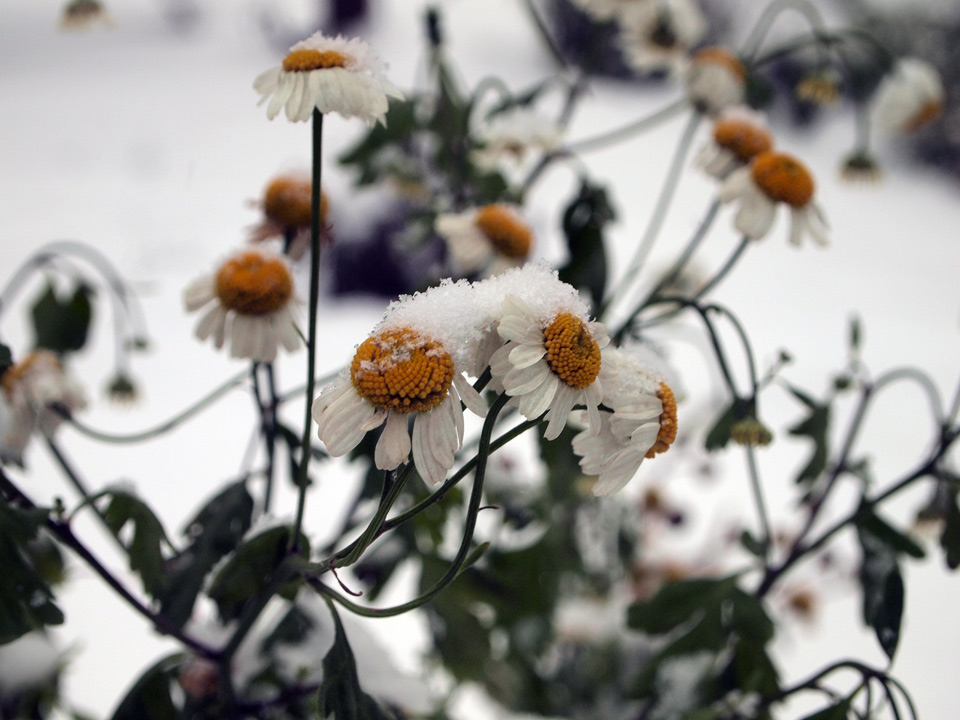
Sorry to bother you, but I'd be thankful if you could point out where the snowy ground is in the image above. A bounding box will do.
[1,1,959,718]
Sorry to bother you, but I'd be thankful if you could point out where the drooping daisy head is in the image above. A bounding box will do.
[249,174,330,261]
[616,0,707,75]
[183,248,301,363]
[253,32,404,125]
[435,204,534,277]
[470,106,564,172]
[0,351,87,465]
[60,0,112,30]
[685,47,747,116]
[697,107,773,179]
[871,57,944,134]
[718,150,828,246]
[312,280,487,485]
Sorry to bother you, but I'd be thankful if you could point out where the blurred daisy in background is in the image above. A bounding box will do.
[685,47,747,116]
[616,0,707,75]
[435,204,534,276]
[248,174,329,261]
[470,105,563,172]
[871,57,944,134]
[697,107,773,179]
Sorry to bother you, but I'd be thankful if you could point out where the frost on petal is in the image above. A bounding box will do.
[375,411,411,470]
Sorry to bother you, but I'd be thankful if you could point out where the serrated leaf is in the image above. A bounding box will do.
[109,653,183,720]
[103,490,171,597]
[30,282,94,355]
[858,526,904,660]
[786,389,830,484]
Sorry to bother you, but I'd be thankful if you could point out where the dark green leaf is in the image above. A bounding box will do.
[259,604,315,655]
[858,526,904,660]
[0,343,12,377]
[102,490,171,597]
[627,577,738,634]
[857,505,926,559]
[940,490,960,570]
[558,181,613,311]
[798,697,852,720]
[739,529,766,558]
[786,388,830,484]
[109,653,182,720]
[30,283,94,355]
[705,398,750,451]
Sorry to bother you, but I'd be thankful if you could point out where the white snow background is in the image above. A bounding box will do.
[1,0,959,717]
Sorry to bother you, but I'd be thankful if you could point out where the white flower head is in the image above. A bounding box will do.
[253,32,404,126]
[183,248,301,363]
[312,280,487,486]
[718,150,828,246]
[248,174,329,261]
[435,204,534,277]
[685,47,747,116]
[0,351,87,465]
[871,57,944,134]
[616,0,707,75]
[470,106,563,171]
[572,347,677,496]
[568,0,650,22]
[696,106,773,179]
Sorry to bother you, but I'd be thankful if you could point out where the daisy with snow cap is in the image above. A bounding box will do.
[617,0,707,75]
[249,174,329,261]
[253,32,403,125]
[685,47,747,116]
[183,248,301,363]
[470,106,563,172]
[435,204,534,277]
[697,107,773,179]
[480,264,612,440]
[571,346,677,496]
[871,57,944,135]
[312,280,487,485]
[718,150,828,246]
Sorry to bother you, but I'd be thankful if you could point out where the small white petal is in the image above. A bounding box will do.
[375,411,411,470]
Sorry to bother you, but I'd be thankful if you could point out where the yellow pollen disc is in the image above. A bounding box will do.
[693,47,746,79]
[542,313,601,390]
[474,205,533,260]
[351,328,455,413]
[263,177,327,229]
[646,383,678,458]
[282,48,350,73]
[214,252,293,315]
[751,151,815,208]
[713,119,773,163]
[906,100,942,133]
[1,351,56,400]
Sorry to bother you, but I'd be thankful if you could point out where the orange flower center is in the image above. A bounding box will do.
[713,119,773,163]
[282,49,350,73]
[645,383,678,458]
[214,252,293,315]
[693,47,746,79]
[1,351,56,400]
[263,177,327,230]
[796,75,840,106]
[750,151,815,208]
[542,313,601,389]
[474,205,533,259]
[905,100,943,133]
[351,328,455,413]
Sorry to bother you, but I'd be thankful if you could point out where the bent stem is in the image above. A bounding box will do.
[566,99,687,155]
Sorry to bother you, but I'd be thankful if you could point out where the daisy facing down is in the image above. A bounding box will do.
[253,32,403,125]
[183,248,301,363]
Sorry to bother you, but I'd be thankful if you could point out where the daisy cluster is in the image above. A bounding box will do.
[312,264,678,494]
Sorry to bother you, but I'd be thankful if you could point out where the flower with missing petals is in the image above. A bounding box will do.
[183,248,300,363]
[253,33,403,125]
[435,205,534,276]
[249,175,329,260]
[718,150,828,245]
[871,58,944,134]
[685,47,746,116]
[572,348,677,495]
[470,106,563,171]
[697,107,773,178]
[616,0,707,75]
[0,351,87,465]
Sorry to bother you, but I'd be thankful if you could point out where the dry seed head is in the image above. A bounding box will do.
[264,176,328,229]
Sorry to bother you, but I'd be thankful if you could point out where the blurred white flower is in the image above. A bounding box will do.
[183,248,301,363]
[254,33,403,125]
[616,0,707,75]
[470,106,563,171]
[718,150,828,245]
[871,57,944,134]
[696,107,773,179]
[685,47,747,116]
[435,204,534,276]
[249,174,329,261]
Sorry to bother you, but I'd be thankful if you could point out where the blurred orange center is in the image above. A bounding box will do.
[693,47,746,79]
[543,313,601,389]
[474,205,533,259]
[282,49,349,72]
[751,151,815,207]
[215,252,293,315]
[264,177,327,229]
[713,120,773,163]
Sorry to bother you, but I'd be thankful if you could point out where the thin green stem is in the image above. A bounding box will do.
[744,445,772,560]
[520,0,568,69]
[566,99,687,155]
[740,0,829,63]
[691,236,751,302]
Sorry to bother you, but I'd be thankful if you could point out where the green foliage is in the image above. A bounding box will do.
[857,519,906,660]
[941,489,960,570]
[558,180,613,311]
[109,653,182,720]
[0,342,12,377]
[705,397,751,451]
[30,282,93,355]
[102,490,172,598]
[786,385,831,484]
[799,697,852,720]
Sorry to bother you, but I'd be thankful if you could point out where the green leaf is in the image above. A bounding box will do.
[786,386,830,484]
[109,653,183,720]
[102,490,171,597]
[857,526,904,660]
[557,180,613,312]
[848,315,862,354]
[798,697,852,720]
[0,343,12,377]
[317,603,399,720]
[857,505,926,559]
[940,490,960,570]
[627,577,738,634]
[30,282,94,355]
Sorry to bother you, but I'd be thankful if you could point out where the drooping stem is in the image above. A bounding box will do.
[740,0,830,63]
[290,109,325,553]
[566,99,687,155]
[744,445,772,561]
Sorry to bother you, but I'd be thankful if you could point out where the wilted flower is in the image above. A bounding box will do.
[105,372,138,404]
[183,248,301,363]
[697,107,773,179]
[796,70,842,106]
[470,106,563,171]
[871,57,944,134]
[253,33,403,125]
[718,150,828,245]
[685,47,747,116]
[616,0,707,75]
[730,417,773,447]
[59,0,111,30]
[435,204,534,276]
[249,175,329,260]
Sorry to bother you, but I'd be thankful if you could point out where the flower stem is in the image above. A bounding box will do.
[740,0,829,64]
[566,99,687,155]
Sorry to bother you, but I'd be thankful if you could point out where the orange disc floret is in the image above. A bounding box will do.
[713,119,773,163]
[646,383,677,458]
[351,328,455,413]
[542,313,602,390]
[751,151,815,208]
[282,49,350,72]
[215,251,293,315]
[263,176,327,230]
[474,205,533,260]
[693,47,746,79]
[1,351,54,400]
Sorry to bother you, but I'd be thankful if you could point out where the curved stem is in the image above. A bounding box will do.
[744,444,772,561]
[520,0,568,69]
[566,99,687,155]
[691,235,751,302]
[872,366,946,426]
[740,0,829,63]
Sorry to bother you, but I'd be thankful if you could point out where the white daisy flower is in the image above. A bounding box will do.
[312,281,487,485]
[685,47,747,116]
[871,57,944,134]
[248,174,329,261]
[183,248,301,363]
[253,32,404,126]
[571,347,678,496]
[696,107,773,179]
[435,204,534,277]
[616,0,707,75]
[470,106,563,172]
[487,292,611,441]
[718,150,829,246]
[0,351,87,465]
